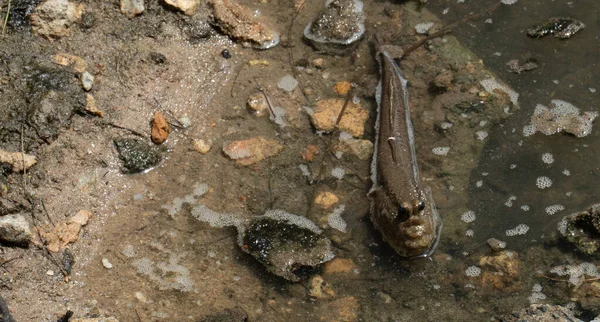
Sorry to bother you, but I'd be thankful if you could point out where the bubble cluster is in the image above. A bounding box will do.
[521,205,530,211]
[277,74,298,92]
[298,164,311,177]
[331,167,345,179]
[121,245,136,258]
[480,78,519,107]
[562,169,571,176]
[522,124,537,137]
[191,204,242,228]
[465,265,481,277]
[506,224,529,236]
[476,131,488,141]
[501,0,518,4]
[550,262,600,286]
[528,283,546,303]
[557,217,568,235]
[432,146,450,156]
[415,22,434,34]
[545,204,565,215]
[536,176,553,189]
[510,164,517,169]
[541,153,554,164]
[327,204,347,233]
[465,229,474,237]
[162,182,209,218]
[504,196,517,207]
[461,211,476,223]
[476,180,483,188]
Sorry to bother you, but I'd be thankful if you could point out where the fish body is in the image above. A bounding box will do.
[369,41,442,258]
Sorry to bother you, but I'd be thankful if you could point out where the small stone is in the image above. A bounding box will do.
[151,111,170,144]
[192,139,211,154]
[335,138,373,160]
[323,258,356,275]
[312,58,325,69]
[434,69,453,88]
[84,94,104,118]
[120,0,144,18]
[81,71,94,91]
[311,98,369,137]
[46,270,55,276]
[0,214,32,245]
[223,137,283,166]
[163,0,199,15]
[0,148,37,172]
[69,210,91,226]
[221,49,231,59]
[309,275,336,299]
[135,291,147,303]
[114,138,162,173]
[376,292,392,304]
[301,144,319,161]
[247,92,268,114]
[314,191,339,209]
[53,53,86,73]
[149,52,167,64]
[487,238,507,252]
[102,258,113,269]
[29,0,84,39]
[177,114,192,128]
[479,251,521,290]
[333,81,352,96]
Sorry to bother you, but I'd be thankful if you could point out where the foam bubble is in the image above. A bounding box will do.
[476,180,483,188]
[520,205,530,211]
[480,78,519,107]
[415,22,434,34]
[461,210,476,223]
[122,245,137,258]
[191,204,242,228]
[536,176,553,189]
[541,153,554,164]
[506,224,529,236]
[465,265,481,277]
[545,204,565,215]
[476,131,488,141]
[562,169,571,176]
[432,146,450,156]
[504,196,517,207]
[327,204,347,233]
[465,229,474,237]
[331,167,345,179]
[277,74,298,92]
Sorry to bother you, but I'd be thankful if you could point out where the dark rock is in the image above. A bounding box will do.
[0,214,32,245]
[149,52,167,64]
[559,203,600,255]
[527,17,585,39]
[502,304,582,322]
[113,138,162,173]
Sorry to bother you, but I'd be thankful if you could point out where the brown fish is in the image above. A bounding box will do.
[369,39,442,258]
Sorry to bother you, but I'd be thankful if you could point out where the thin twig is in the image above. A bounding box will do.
[255,80,276,119]
[2,0,11,36]
[403,1,502,57]
[40,198,56,227]
[20,124,26,190]
[286,0,309,102]
[103,122,146,138]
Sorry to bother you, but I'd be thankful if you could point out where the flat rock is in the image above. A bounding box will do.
[0,149,37,172]
[209,0,279,49]
[311,98,368,137]
[223,137,282,166]
[29,0,84,39]
[114,138,162,173]
[0,214,33,245]
[335,138,373,160]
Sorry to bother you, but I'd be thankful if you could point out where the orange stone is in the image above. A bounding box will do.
[151,111,170,144]
[333,81,352,96]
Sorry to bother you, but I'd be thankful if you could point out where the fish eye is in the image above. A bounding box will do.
[417,200,425,211]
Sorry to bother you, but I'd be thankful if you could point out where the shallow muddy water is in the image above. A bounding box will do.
[0,0,598,321]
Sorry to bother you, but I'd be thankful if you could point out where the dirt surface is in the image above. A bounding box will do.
[0,0,597,321]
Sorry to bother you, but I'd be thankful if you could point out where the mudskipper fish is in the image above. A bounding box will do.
[369,39,442,258]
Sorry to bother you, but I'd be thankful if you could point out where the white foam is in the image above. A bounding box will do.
[545,204,565,215]
[191,205,242,228]
[541,153,554,164]
[327,204,347,232]
[277,74,298,92]
[480,78,519,107]
[506,223,529,236]
[465,265,481,277]
[461,211,476,223]
[432,146,450,156]
[331,167,345,179]
[264,209,322,233]
[415,22,434,34]
[536,176,553,189]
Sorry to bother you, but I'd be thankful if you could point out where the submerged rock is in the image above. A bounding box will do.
[311,98,368,137]
[558,203,600,255]
[502,304,582,322]
[120,0,144,18]
[209,0,279,49]
[304,0,365,54]
[114,138,162,173]
[527,17,585,39]
[192,205,335,282]
[239,210,335,282]
[222,137,282,166]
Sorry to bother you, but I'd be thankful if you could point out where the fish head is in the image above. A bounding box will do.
[371,187,442,258]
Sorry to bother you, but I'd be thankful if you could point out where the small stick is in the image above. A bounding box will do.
[1,0,11,36]
[255,80,277,119]
[41,198,56,227]
[334,83,357,129]
[103,122,146,138]
[20,124,26,189]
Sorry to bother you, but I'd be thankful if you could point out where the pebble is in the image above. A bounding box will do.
[29,0,84,39]
[102,258,113,269]
[84,94,104,118]
[120,0,144,18]
[323,258,356,275]
[192,139,211,154]
[163,0,199,15]
[81,71,94,91]
[308,275,335,299]
[135,291,147,303]
[0,214,33,245]
[487,238,507,251]
[312,58,325,69]
[434,70,453,88]
[333,81,352,95]
[246,92,268,114]
[314,191,339,209]
[46,270,55,276]
[151,111,170,144]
